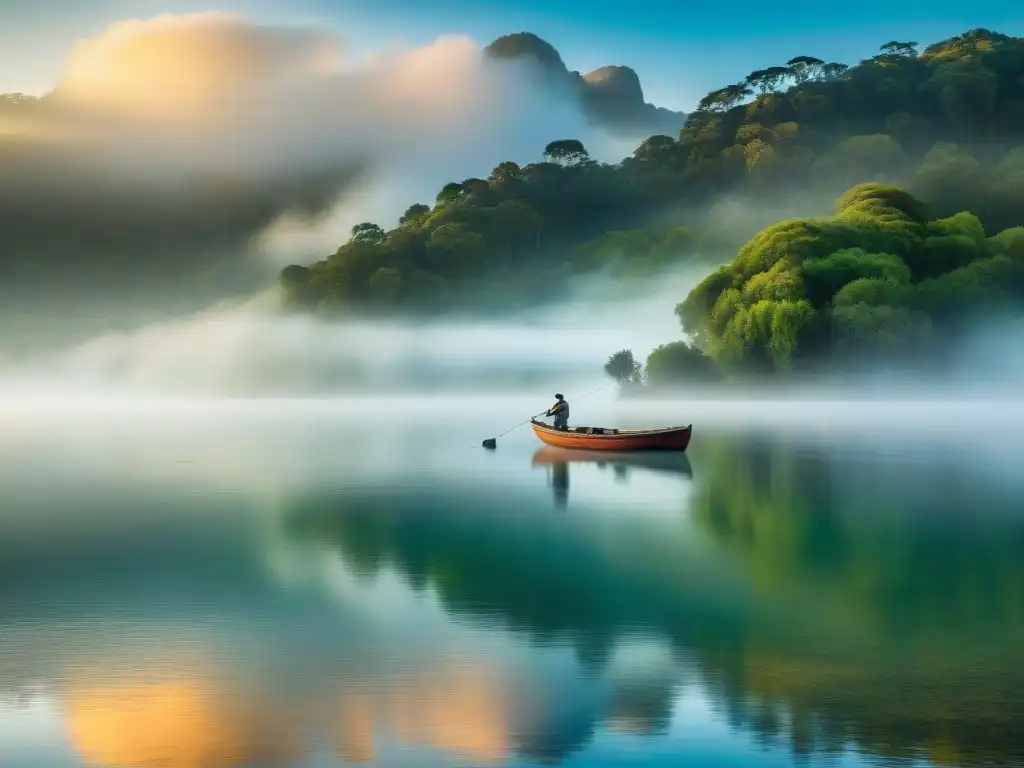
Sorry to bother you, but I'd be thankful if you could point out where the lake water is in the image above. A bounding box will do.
[1,396,1022,768]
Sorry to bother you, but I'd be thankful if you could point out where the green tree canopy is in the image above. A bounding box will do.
[671,181,1024,376]
[604,349,641,384]
[644,341,722,385]
[399,204,430,225]
[350,222,384,244]
[275,27,1024,326]
[543,139,590,166]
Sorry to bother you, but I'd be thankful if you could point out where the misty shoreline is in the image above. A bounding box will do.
[4,22,1024,405]
[4,385,1024,405]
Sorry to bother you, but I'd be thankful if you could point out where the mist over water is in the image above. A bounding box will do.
[2,222,1023,402]
[5,297,1024,405]
[5,13,1024,413]
[0,262,711,398]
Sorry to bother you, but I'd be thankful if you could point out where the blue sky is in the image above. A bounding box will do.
[1,0,1021,111]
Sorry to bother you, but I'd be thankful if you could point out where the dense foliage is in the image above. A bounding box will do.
[671,181,1024,376]
[605,343,722,389]
[280,139,728,315]
[283,28,1024,325]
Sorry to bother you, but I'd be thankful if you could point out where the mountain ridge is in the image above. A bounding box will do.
[483,32,686,138]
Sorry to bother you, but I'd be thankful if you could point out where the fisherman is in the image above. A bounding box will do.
[546,393,570,431]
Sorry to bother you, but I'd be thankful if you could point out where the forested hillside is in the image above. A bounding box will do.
[672,182,1022,377]
[282,28,1024,332]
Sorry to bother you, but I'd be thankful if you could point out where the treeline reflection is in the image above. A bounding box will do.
[284,432,1024,767]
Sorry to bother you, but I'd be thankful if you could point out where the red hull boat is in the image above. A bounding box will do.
[530,419,692,451]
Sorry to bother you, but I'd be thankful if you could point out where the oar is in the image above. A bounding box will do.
[482,412,547,449]
[481,383,614,449]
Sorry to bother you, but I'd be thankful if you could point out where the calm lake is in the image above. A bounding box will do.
[1,395,1022,768]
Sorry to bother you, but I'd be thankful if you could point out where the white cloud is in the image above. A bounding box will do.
[5,12,631,269]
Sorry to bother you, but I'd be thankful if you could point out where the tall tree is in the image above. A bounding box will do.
[695,89,727,113]
[722,83,754,109]
[460,178,491,198]
[744,69,776,95]
[821,62,850,79]
[399,204,430,225]
[350,222,384,245]
[435,182,463,206]
[761,66,793,91]
[787,56,825,83]
[632,135,678,164]
[879,41,919,58]
[488,161,522,184]
[543,139,590,166]
[698,84,753,113]
[604,349,641,384]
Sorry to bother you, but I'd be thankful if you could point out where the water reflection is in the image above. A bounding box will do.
[13,653,598,768]
[47,653,636,767]
[65,675,300,768]
[530,446,694,507]
[2,418,1023,768]
[57,664,518,768]
[282,432,1024,767]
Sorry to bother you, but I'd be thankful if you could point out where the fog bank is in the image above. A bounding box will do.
[0,12,642,308]
[0,262,713,397]
[4,255,1024,400]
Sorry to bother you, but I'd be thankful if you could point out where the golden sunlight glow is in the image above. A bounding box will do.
[58,657,516,768]
[5,9,500,157]
[374,35,484,112]
[65,679,249,768]
[379,666,512,763]
[63,675,298,768]
[55,12,344,125]
[0,112,65,139]
[334,695,377,763]
[325,664,517,763]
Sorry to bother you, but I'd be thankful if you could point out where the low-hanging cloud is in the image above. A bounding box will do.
[0,11,636,313]
[2,257,714,398]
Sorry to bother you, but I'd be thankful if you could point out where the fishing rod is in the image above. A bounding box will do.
[481,382,614,449]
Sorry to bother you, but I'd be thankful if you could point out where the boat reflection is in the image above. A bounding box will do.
[531,447,694,508]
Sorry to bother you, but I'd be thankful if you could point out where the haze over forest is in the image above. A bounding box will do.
[2,14,1023,395]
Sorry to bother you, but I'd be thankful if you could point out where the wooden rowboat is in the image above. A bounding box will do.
[529,419,692,451]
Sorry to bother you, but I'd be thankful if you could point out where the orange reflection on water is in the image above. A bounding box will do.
[334,695,377,764]
[64,673,299,768]
[60,658,517,768]
[381,666,511,764]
